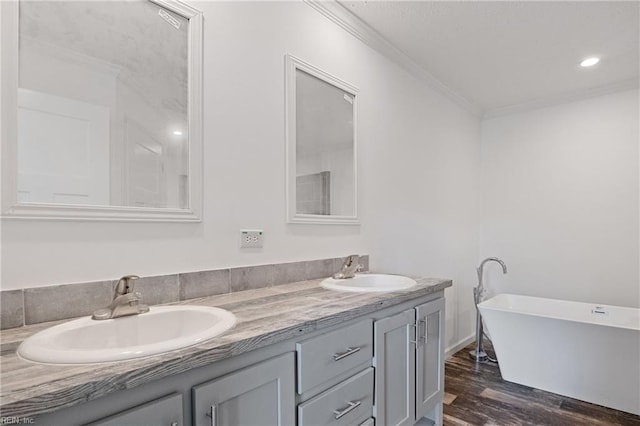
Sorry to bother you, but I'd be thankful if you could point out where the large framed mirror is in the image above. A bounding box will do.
[285,55,359,225]
[1,0,202,221]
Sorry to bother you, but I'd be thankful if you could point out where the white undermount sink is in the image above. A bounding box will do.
[17,305,236,364]
[321,273,417,293]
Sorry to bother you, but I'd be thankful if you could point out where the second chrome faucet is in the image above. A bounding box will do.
[332,254,362,279]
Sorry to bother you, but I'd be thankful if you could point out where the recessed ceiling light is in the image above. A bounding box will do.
[172,130,183,136]
[580,57,600,67]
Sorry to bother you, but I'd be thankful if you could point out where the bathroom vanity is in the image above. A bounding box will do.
[0,277,450,426]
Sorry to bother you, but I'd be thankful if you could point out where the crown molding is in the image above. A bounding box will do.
[304,0,482,117]
[483,79,640,119]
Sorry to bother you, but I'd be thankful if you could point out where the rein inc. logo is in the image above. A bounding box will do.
[0,417,34,425]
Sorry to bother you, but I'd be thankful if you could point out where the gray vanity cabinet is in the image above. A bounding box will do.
[373,298,445,426]
[192,353,295,426]
[27,291,447,426]
[86,393,183,426]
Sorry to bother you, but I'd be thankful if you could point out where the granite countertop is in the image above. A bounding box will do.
[0,277,451,418]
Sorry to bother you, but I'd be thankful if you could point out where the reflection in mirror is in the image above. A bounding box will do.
[286,55,359,224]
[2,0,202,220]
[18,0,187,208]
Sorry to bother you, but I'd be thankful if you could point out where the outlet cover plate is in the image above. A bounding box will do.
[240,230,264,248]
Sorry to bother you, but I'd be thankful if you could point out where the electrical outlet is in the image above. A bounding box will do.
[240,230,264,248]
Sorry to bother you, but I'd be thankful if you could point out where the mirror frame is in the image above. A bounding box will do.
[0,0,203,221]
[285,54,359,225]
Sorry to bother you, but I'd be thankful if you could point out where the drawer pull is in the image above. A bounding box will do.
[333,346,361,361]
[333,400,361,419]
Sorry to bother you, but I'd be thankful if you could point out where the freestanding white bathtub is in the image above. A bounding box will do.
[478,293,640,416]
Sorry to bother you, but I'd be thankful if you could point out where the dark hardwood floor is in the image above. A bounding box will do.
[443,342,640,426]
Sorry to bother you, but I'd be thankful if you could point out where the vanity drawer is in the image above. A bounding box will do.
[86,393,183,426]
[298,367,374,426]
[296,318,372,393]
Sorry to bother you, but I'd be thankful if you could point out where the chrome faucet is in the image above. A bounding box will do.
[470,257,507,362]
[332,254,361,279]
[92,275,149,320]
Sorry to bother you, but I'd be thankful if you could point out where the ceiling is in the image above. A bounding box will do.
[337,1,639,116]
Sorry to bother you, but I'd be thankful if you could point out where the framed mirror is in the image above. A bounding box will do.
[285,55,359,225]
[1,0,202,221]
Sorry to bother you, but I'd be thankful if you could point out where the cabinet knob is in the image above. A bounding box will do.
[170,423,178,426]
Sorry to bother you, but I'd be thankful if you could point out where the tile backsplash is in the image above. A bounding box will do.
[179,269,230,301]
[0,255,369,330]
[0,290,24,330]
[24,280,112,325]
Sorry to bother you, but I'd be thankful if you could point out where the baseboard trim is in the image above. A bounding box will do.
[445,334,475,360]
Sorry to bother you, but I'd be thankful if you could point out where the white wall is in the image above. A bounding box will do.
[1,1,482,350]
[359,67,482,350]
[480,89,639,308]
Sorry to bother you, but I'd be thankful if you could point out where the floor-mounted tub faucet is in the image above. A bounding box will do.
[92,275,150,320]
[332,254,361,279]
[470,257,507,362]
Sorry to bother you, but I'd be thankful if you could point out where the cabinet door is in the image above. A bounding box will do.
[373,309,416,426]
[86,393,183,426]
[415,298,445,420]
[192,353,295,426]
